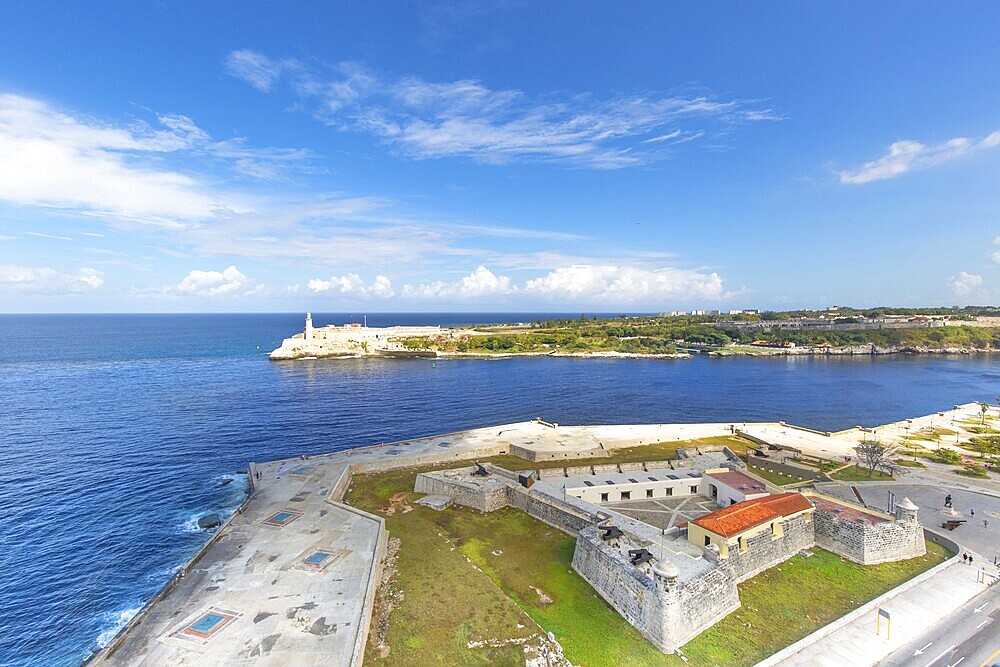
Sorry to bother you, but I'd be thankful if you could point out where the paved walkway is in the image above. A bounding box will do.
[758,555,997,666]
[96,463,383,666]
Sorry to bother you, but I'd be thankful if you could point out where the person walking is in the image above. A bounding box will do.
[963,552,968,563]
[971,508,976,517]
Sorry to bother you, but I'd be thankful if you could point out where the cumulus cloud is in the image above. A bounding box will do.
[0,264,104,293]
[173,265,250,297]
[524,265,724,302]
[307,273,394,298]
[224,50,778,168]
[839,130,1000,184]
[403,266,516,299]
[947,271,983,296]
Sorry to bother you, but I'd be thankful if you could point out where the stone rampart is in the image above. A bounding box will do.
[351,444,507,473]
[413,469,508,512]
[812,506,925,565]
[662,567,740,649]
[509,487,596,534]
[571,528,665,647]
[572,527,740,652]
[721,513,815,582]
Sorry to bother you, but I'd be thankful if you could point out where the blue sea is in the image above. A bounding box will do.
[2,313,999,666]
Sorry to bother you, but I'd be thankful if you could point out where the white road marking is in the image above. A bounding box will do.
[924,645,956,667]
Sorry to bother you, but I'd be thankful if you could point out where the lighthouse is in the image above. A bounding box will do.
[305,312,314,341]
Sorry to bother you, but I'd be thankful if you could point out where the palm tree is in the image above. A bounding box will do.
[981,402,990,425]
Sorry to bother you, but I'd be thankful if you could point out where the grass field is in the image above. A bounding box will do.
[345,447,948,667]
[746,464,804,486]
[830,465,894,481]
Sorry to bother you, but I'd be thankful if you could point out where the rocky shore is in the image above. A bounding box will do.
[709,344,996,357]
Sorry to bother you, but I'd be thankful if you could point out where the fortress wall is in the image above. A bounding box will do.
[351,444,507,474]
[812,511,868,563]
[517,446,608,461]
[507,486,596,534]
[413,471,508,512]
[536,467,567,479]
[861,519,926,564]
[565,465,593,476]
[592,463,619,473]
[723,513,816,583]
[662,568,741,650]
[571,529,665,649]
[618,462,646,472]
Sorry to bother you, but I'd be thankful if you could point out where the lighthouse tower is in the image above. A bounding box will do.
[305,312,314,341]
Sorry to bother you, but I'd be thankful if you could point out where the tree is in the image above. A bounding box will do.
[855,439,902,478]
[981,402,990,425]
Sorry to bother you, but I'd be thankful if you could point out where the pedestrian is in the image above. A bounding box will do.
[985,519,989,529]
[971,509,976,517]
[969,555,974,566]
[963,552,968,563]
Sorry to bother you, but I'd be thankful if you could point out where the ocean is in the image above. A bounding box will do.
[2,313,999,666]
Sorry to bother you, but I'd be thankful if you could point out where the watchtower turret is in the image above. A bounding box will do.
[894,497,919,523]
[305,312,314,341]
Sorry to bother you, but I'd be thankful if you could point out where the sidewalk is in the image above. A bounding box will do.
[757,554,995,666]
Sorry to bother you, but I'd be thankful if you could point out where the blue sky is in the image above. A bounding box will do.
[1,2,999,312]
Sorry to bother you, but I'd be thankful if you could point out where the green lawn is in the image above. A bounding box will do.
[346,451,948,667]
[487,434,751,472]
[746,464,804,486]
[682,544,950,666]
[895,459,926,468]
[830,465,894,482]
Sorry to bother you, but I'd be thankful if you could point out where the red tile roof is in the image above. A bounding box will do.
[692,492,813,538]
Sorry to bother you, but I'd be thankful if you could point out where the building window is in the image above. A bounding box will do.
[704,535,712,546]
[666,487,673,496]
[620,491,631,500]
[738,537,747,552]
[690,485,698,494]
[600,493,609,502]
[646,489,654,498]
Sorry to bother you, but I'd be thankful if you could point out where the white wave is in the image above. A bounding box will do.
[96,605,143,647]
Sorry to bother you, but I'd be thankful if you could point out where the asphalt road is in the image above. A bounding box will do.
[879,584,1000,667]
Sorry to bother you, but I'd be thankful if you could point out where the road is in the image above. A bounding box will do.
[879,584,1000,667]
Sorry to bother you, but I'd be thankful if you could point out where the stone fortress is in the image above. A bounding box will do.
[414,446,925,653]
[269,313,450,360]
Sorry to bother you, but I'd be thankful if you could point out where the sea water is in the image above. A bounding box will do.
[2,313,999,666]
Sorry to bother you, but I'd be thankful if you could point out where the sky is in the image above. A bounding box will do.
[1,2,999,313]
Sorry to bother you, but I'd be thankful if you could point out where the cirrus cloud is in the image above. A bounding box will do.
[839,130,1000,185]
[224,50,779,168]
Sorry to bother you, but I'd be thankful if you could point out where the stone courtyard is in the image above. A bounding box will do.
[610,494,720,531]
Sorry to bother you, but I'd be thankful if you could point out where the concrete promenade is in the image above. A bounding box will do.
[757,550,997,667]
[91,403,999,666]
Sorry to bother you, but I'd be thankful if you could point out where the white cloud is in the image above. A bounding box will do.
[0,94,241,226]
[223,50,287,93]
[0,264,104,293]
[840,130,1000,184]
[307,273,394,298]
[226,51,778,168]
[173,265,250,297]
[948,271,983,296]
[524,265,724,302]
[403,265,515,299]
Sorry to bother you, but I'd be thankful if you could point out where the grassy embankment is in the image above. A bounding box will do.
[345,435,949,667]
